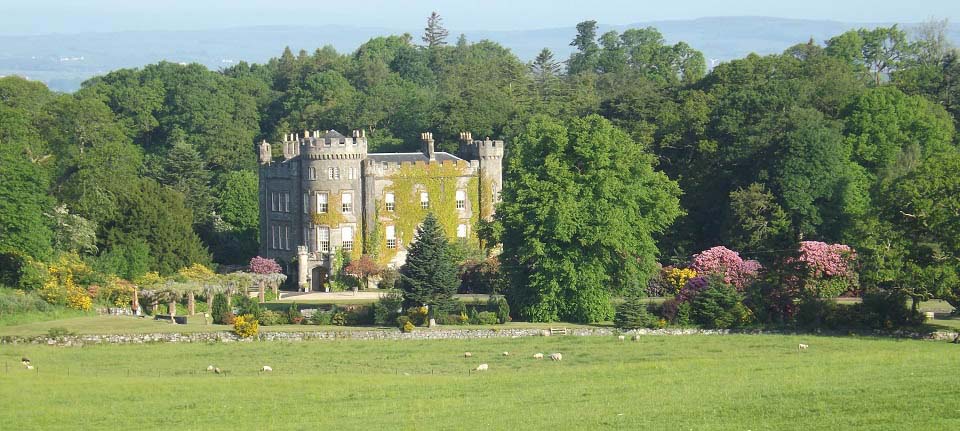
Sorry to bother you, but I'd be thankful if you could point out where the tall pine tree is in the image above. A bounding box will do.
[398,213,459,315]
[422,12,449,48]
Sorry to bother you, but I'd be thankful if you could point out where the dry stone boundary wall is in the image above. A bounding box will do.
[2,327,957,347]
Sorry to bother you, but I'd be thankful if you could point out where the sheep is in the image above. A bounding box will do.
[632,335,641,342]
[533,353,544,359]
[463,352,473,358]
[502,351,510,356]
[214,367,223,374]
[21,357,30,366]
[798,343,809,351]
[549,353,563,361]
[206,365,215,372]
[26,365,34,371]
[475,363,489,371]
[261,365,273,372]
[617,335,626,341]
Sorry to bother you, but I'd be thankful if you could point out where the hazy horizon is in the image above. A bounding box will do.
[3,0,959,35]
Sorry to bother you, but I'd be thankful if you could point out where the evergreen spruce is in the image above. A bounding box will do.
[422,12,449,47]
[398,213,459,316]
[614,295,657,330]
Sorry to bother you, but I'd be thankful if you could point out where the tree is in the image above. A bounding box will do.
[398,213,459,316]
[154,137,212,226]
[0,139,54,260]
[498,115,682,322]
[211,292,230,324]
[422,12,449,48]
[345,254,381,291]
[568,20,600,75]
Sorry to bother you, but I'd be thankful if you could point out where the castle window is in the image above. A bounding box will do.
[271,225,277,249]
[284,225,290,250]
[282,192,290,213]
[309,167,316,180]
[386,225,396,249]
[328,167,334,179]
[303,193,308,214]
[385,192,395,212]
[456,190,466,210]
[316,192,328,213]
[334,167,341,180]
[341,225,354,252]
[317,226,330,253]
[420,192,429,209]
[348,167,356,180]
[457,223,467,239]
[342,192,353,213]
[271,192,278,212]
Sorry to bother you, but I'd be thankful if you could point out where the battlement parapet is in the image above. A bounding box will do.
[457,131,505,160]
[363,158,478,177]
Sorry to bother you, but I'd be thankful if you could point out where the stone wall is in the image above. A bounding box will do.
[2,327,957,347]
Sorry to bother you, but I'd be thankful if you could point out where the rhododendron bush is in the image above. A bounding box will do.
[689,246,761,290]
[792,241,858,298]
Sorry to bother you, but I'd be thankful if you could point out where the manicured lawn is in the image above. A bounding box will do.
[0,335,958,429]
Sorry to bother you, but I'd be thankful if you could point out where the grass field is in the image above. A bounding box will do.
[1,334,958,430]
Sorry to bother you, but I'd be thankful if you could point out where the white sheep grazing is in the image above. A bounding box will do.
[502,351,510,356]
[26,365,34,370]
[464,352,473,358]
[261,365,273,372]
[798,343,809,351]
[21,357,30,366]
[214,367,222,374]
[533,353,544,359]
[617,335,626,341]
[632,335,641,341]
[549,353,563,361]
[475,363,489,371]
[206,365,215,372]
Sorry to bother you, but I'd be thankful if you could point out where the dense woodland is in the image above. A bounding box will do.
[3,15,960,323]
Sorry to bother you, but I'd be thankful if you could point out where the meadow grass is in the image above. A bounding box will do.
[0,334,957,430]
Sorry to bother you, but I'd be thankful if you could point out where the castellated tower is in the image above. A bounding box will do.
[458,132,504,219]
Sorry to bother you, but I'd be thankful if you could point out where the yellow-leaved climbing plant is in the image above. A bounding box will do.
[373,163,489,265]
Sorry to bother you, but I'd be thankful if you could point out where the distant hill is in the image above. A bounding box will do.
[1,17,956,92]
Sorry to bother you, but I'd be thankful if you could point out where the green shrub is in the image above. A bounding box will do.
[378,268,400,290]
[259,310,286,326]
[406,306,429,326]
[211,293,229,324]
[285,302,303,324]
[396,315,412,329]
[332,311,347,326]
[473,311,498,325]
[234,295,262,321]
[310,311,333,325]
[614,296,659,329]
[487,295,511,324]
[373,289,404,325]
[402,320,415,333]
[0,288,56,315]
[859,291,922,329]
[690,281,752,329]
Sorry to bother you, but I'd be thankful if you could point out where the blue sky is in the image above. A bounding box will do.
[3,0,958,34]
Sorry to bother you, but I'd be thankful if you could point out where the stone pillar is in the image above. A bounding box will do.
[131,288,139,315]
[297,246,309,292]
[188,293,196,315]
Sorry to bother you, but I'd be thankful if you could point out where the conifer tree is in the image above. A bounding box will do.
[422,12,449,48]
[398,213,459,315]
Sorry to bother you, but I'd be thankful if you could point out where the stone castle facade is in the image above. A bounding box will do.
[258,129,503,291]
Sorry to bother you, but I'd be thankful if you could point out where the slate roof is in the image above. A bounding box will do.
[366,152,463,163]
[323,129,346,139]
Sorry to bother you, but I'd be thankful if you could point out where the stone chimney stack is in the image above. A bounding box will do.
[420,132,435,161]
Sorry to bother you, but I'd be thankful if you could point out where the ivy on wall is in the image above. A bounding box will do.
[372,163,489,265]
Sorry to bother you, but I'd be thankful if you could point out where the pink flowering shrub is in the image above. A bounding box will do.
[249,256,282,274]
[790,241,857,298]
[689,246,761,290]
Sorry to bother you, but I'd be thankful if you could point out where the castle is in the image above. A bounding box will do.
[258,129,504,291]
